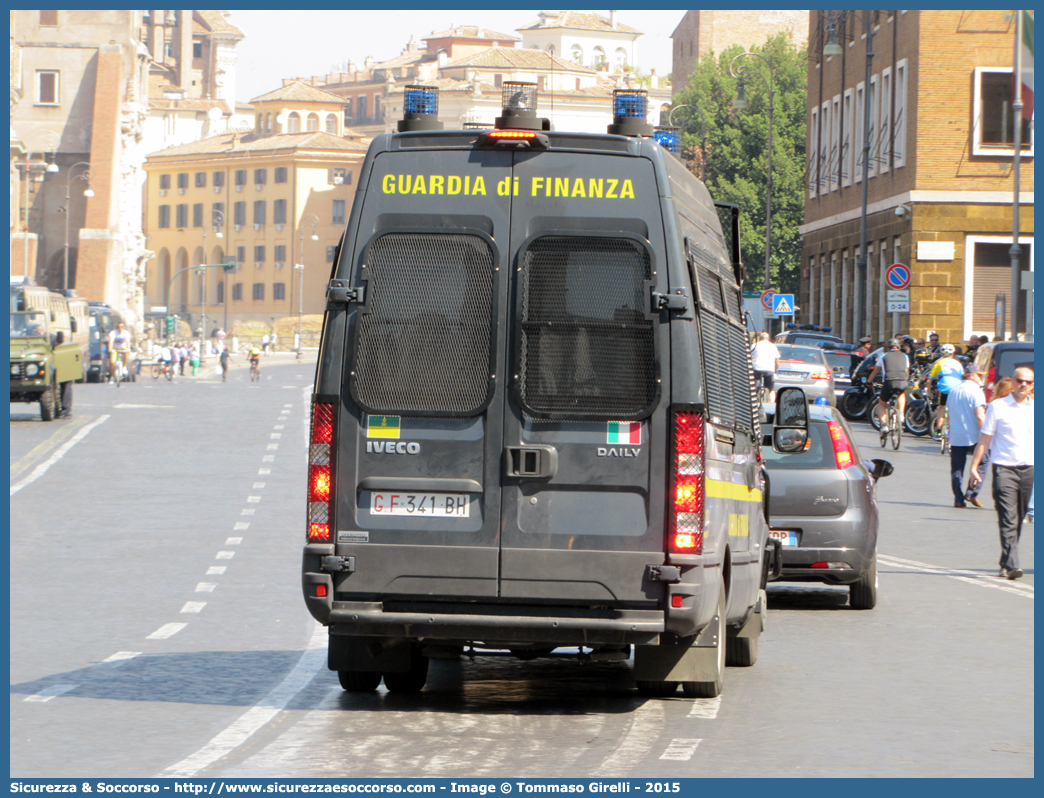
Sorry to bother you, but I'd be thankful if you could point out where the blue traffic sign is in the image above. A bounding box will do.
[772,293,795,315]
[886,263,911,290]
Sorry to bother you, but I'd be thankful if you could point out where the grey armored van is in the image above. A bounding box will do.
[302,84,804,697]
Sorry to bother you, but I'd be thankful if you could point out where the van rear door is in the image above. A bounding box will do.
[498,151,671,604]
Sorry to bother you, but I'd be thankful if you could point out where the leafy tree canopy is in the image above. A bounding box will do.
[669,33,807,294]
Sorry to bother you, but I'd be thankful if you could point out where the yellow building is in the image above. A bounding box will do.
[142,81,367,328]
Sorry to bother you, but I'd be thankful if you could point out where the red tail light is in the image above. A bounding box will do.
[827,420,856,470]
[985,366,996,401]
[670,411,705,554]
[809,369,831,380]
[487,129,538,140]
[307,402,335,542]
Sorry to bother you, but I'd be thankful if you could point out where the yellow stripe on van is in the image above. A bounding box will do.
[705,479,763,503]
[728,514,750,538]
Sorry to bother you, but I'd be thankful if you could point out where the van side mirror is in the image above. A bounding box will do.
[772,387,809,453]
[55,330,65,345]
[869,459,893,480]
[70,318,78,333]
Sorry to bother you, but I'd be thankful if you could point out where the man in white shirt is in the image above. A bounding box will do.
[751,332,781,403]
[969,367,1034,579]
[947,363,988,508]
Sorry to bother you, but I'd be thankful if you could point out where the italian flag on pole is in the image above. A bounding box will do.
[607,421,641,445]
[1023,10,1034,121]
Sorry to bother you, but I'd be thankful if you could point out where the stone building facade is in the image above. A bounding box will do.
[671,10,808,94]
[800,10,1034,345]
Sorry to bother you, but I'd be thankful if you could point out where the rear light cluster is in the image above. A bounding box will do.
[827,420,856,470]
[670,411,705,554]
[985,366,997,401]
[809,369,832,381]
[307,401,334,542]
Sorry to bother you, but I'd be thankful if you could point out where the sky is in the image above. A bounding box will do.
[227,9,688,103]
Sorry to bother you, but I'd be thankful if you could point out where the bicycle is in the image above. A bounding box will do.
[151,361,175,381]
[250,358,260,382]
[938,406,950,455]
[110,354,126,387]
[881,393,902,450]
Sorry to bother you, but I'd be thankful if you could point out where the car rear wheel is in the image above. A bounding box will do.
[681,584,726,698]
[382,646,429,693]
[849,552,878,610]
[337,670,382,692]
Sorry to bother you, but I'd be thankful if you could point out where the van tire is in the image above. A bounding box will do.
[725,632,758,667]
[39,380,57,422]
[636,680,679,697]
[681,584,726,698]
[337,670,382,692]
[382,648,429,693]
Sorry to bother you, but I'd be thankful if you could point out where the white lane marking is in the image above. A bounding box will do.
[234,522,250,530]
[226,537,243,545]
[247,496,261,503]
[267,444,279,450]
[24,684,78,702]
[277,417,287,422]
[181,602,206,613]
[216,551,235,560]
[147,623,187,640]
[593,699,665,775]
[282,386,298,389]
[262,455,275,462]
[160,622,327,778]
[660,738,702,761]
[252,482,266,488]
[258,468,271,475]
[10,415,111,496]
[95,651,142,669]
[284,404,293,408]
[687,696,722,719]
[270,433,282,439]
[207,566,226,575]
[196,583,217,593]
[113,403,175,409]
[239,510,254,517]
[879,554,1033,599]
[879,554,1034,593]
[274,425,285,430]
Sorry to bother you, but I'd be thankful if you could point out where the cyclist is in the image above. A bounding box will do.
[108,322,132,382]
[927,343,963,435]
[751,331,781,403]
[248,344,262,379]
[868,338,909,444]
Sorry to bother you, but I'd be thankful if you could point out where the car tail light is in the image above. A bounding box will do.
[810,369,831,380]
[985,366,996,401]
[670,411,705,554]
[307,401,334,542]
[827,420,856,470]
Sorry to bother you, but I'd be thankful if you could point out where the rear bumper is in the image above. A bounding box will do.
[768,509,876,585]
[775,378,836,405]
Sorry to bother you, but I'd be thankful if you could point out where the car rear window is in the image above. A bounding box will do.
[777,345,826,365]
[996,348,1034,379]
[790,335,840,347]
[762,421,837,469]
[824,353,851,374]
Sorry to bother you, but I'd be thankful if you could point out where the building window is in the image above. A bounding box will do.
[192,203,203,228]
[274,245,286,262]
[357,96,367,121]
[570,45,583,64]
[254,168,266,186]
[894,60,907,167]
[819,100,830,191]
[213,170,225,187]
[326,245,337,263]
[39,11,58,26]
[159,174,171,190]
[273,282,286,300]
[253,200,266,225]
[879,68,891,174]
[232,282,243,301]
[493,75,503,89]
[329,167,347,185]
[332,199,345,226]
[973,67,1034,156]
[829,95,840,191]
[253,283,265,301]
[967,237,1033,335]
[234,201,246,226]
[193,41,202,59]
[234,169,247,187]
[854,85,864,184]
[867,74,879,178]
[216,281,224,303]
[343,98,353,123]
[842,89,854,187]
[274,167,287,183]
[374,96,381,122]
[176,204,188,228]
[808,108,818,198]
[158,205,171,228]
[177,173,189,191]
[236,246,245,265]
[287,112,301,133]
[273,198,287,224]
[592,46,606,69]
[254,245,266,264]
[195,172,207,187]
[36,71,60,105]
[615,48,628,70]
[325,114,338,133]
[307,112,320,132]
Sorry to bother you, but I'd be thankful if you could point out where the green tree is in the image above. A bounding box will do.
[671,34,807,293]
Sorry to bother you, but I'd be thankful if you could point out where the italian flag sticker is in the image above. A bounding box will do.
[366,415,401,439]
[607,421,641,445]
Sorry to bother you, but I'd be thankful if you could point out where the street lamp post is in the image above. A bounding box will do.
[200,208,225,362]
[296,214,320,358]
[19,130,61,281]
[60,162,93,293]
[730,52,775,297]
[667,104,708,181]
[824,10,874,340]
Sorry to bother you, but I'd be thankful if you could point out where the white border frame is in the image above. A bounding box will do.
[971,67,1035,157]
[963,234,1034,338]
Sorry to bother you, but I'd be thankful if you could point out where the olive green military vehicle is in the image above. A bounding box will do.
[10,310,80,420]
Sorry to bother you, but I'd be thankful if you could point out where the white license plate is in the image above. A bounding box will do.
[369,492,470,517]
[777,370,804,380]
[769,529,799,547]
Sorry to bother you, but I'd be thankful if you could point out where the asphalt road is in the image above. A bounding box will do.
[9,364,1033,778]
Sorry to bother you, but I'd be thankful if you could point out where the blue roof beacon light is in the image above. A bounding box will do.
[608,89,653,137]
[398,85,443,132]
[653,126,680,155]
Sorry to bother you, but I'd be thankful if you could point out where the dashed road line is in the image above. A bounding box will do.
[247,496,261,503]
[267,444,279,451]
[253,482,266,488]
[207,566,227,575]
[181,602,206,613]
[196,583,217,593]
[879,554,1033,599]
[239,510,254,517]
[660,738,702,761]
[98,652,141,668]
[687,696,722,719]
[216,551,235,560]
[24,684,78,703]
[234,521,250,529]
[274,425,285,430]
[262,455,275,462]
[258,468,271,475]
[147,623,187,640]
[270,433,282,439]
[226,537,242,545]
[11,415,111,496]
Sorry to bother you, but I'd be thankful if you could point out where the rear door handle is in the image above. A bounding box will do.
[504,446,558,479]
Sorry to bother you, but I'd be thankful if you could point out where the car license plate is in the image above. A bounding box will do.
[769,529,799,547]
[778,370,803,379]
[369,492,470,517]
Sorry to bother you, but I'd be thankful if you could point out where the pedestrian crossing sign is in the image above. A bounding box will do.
[772,293,795,315]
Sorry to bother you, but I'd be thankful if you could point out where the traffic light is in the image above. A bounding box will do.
[165,315,177,337]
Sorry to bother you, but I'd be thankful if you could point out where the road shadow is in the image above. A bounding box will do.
[766,584,851,611]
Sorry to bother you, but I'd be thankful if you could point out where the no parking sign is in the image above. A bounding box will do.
[886,263,911,290]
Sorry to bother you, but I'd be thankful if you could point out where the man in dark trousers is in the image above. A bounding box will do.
[947,363,988,508]
[969,367,1034,579]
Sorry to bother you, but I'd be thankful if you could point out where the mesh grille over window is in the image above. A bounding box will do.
[351,233,495,416]
[516,236,658,419]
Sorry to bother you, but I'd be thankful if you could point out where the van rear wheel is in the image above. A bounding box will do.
[382,647,429,693]
[337,670,382,692]
[636,680,678,697]
[725,632,757,667]
[681,584,726,698]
